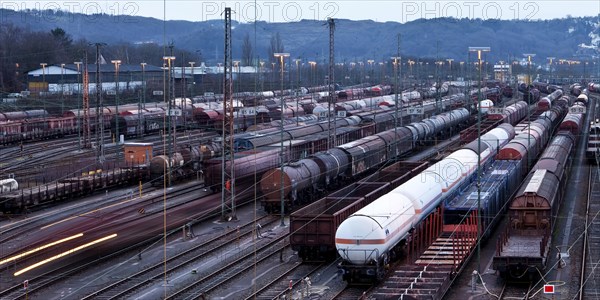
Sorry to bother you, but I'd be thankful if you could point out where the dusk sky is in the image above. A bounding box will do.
[4,0,600,23]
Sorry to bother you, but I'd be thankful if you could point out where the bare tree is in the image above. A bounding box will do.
[241,33,253,66]
[268,32,284,64]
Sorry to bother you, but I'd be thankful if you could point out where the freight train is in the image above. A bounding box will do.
[259,107,471,213]
[0,167,147,212]
[0,85,341,145]
[0,109,49,121]
[290,161,429,261]
[149,93,470,187]
[333,95,570,283]
[493,125,580,279]
[458,97,578,279]
[588,82,600,93]
[0,103,170,145]
[263,97,532,214]
[146,93,417,185]
[445,103,569,241]
[287,100,533,262]
[0,89,395,146]
[334,124,515,282]
[150,114,365,186]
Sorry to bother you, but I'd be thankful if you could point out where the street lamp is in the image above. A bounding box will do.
[523,53,536,85]
[233,60,241,94]
[358,61,364,84]
[523,53,535,172]
[446,59,454,79]
[40,63,47,111]
[349,62,356,84]
[163,55,176,187]
[547,57,555,83]
[407,60,415,80]
[391,56,401,129]
[271,62,276,89]
[74,61,83,150]
[308,61,316,87]
[189,61,196,98]
[468,46,490,278]
[60,63,65,114]
[260,61,265,93]
[138,62,147,138]
[294,58,302,125]
[111,59,121,145]
[367,59,374,81]
[140,62,147,108]
[274,52,290,227]
[378,62,384,84]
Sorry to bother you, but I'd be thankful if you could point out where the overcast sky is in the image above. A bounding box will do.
[4,0,600,23]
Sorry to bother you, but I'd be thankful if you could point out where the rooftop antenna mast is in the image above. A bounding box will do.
[327,18,336,148]
[221,7,236,221]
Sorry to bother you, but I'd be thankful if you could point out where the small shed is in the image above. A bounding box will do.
[123,142,153,164]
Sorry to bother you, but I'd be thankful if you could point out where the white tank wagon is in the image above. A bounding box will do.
[335,124,514,282]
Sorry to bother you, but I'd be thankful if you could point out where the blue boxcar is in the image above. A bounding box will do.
[444,159,521,239]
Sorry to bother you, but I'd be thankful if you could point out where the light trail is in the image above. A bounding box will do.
[14,233,117,277]
[0,233,84,267]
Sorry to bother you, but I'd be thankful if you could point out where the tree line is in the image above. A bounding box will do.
[0,24,202,93]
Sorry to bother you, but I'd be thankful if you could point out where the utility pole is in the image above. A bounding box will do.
[524,53,536,170]
[327,17,336,149]
[435,41,442,114]
[469,46,490,277]
[111,59,121,145]
[163,53,176,187]
[82,54,91,149]
[189,61,196,99]
[140,62,147,137]
[294,58,301,126]
[40,63,47,112]
[547,57,555,83]
[74,61,83,150]
[60,63,65,114]
[181,52,187,130]
[93,42,106,164]
[392,34,401,137]
[274,52,290,226]
[221,7,236,221]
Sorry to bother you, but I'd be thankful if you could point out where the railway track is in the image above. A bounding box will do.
[497,282,532,300]
[80,215,279,300]
[0,183,226,300]
[1,129,216,189]
[242,262,324,300]
[330,285,370,299]
[164,228,291,300]
[0,185,157,245]
[0,132,100,161]
[0,236,154,300]
[579,167,600,299]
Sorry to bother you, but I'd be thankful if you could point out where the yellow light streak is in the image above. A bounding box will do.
[0,233,84,267]
[14,233,117,277]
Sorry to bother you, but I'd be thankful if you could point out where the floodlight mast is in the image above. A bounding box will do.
[468,45,490,276]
